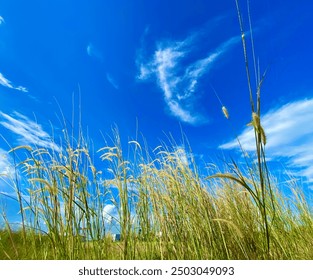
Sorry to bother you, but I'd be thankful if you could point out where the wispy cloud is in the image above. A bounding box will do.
[0,149,13,178]
[87,43,119,90]
[0,149,20,194]
[0,16,4,25]
[0,73,28,93]
[0,111,60,152]
[137,29,239,125]
[106,73,119,90]
[220,98,313,183]
[87,43,103,61]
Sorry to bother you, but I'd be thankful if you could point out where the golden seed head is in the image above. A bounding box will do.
[222,106,229,119]
[252,112,260,126]
[248,112,267,145]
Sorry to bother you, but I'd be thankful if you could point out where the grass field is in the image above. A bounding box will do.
[1,1,313,260]
[0,127,312,260]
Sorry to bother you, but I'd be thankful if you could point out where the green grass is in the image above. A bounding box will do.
[1,1,313,260]
[0,132,313,260]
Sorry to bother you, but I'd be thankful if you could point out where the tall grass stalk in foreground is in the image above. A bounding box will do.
[208,0,274,257]
[1,1,313,260]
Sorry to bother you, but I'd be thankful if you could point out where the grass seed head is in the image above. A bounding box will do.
[222,106,229,119]
[249,112,266,145]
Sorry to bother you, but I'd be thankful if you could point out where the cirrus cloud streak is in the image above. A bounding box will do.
[0,111,60,152]
[0,73,28,93]
[137,28,239,125]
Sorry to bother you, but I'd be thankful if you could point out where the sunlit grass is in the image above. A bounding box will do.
[0,130,312,260]
[1,1,313,260]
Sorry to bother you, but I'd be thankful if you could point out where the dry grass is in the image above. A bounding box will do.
[0,132,312,260]
[1,0,312,260]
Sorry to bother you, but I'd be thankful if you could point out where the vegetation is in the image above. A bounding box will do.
[1,125,312,260]
[1,1,313,260]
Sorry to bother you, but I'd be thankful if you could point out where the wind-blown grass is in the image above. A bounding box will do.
[1,1,313,260]
[0,130,312,260]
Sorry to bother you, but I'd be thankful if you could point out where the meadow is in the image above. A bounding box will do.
[1,119,313,260]
[1,1,313,260]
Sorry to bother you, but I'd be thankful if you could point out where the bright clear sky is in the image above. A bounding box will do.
[1,0,313,224]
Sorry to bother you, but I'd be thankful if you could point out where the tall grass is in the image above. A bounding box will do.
[1,129,313,260]
[1,1,313,260]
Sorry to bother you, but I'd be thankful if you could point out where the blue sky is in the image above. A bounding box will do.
[1,0,313,225]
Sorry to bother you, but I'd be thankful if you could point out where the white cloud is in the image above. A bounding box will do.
[0,149,16,192]
[137,30,239,125]
[102,204,117,222]
[0,149,13,178]
[0,111,61,152]
[220,98,313,183]
[102,204,120,233]
[174,146,191,166]
[106,73,119,90]
[0,73,28,93]
[0,16,4,25]
[87,43,103,61]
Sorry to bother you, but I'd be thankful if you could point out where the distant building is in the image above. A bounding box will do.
[112,233,121,242]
